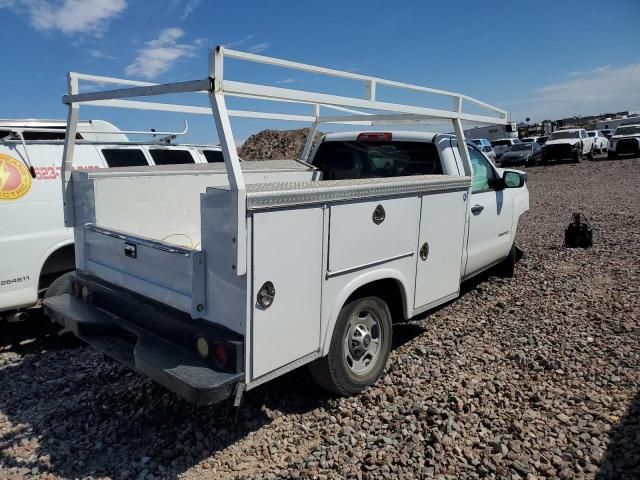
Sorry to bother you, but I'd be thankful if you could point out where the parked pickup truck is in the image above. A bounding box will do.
[541,128,594,163]
[44,47,529,404]
[608,124,640,159]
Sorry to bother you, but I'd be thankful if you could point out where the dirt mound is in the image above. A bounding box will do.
[238,128,323,160]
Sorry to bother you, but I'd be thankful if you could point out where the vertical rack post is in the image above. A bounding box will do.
[300,104,320,162]
[208,46,247,276]
[61,73,79,227]
[452,114,471,177]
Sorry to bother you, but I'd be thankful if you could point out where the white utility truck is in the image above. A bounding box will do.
[0,119,223,320]
[44,47,529,404]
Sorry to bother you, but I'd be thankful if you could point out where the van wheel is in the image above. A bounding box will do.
[309,296,392,396]
[44,271,74,299]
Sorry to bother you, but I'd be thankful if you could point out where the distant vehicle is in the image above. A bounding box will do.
[464,122,519,141]
[596,115,640,132]
[587,130,609,153]
[470,138,491,147]
[522,136,548,145]
[479,144,496,163]
[500,142,541,167]
[608,124,640,159]
[541,128,594,163]
[491,138,522,161]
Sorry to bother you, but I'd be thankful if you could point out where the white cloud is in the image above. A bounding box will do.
[0,0,126,36]
[276,78,296,84]
[505,63,640,121]
[566,65,611,77]
[248,42,270,54]
[125,27,198,80]
[89,49,115,60]
[223,34,255,48]
[180,0,201,19]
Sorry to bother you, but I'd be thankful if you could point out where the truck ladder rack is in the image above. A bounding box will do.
[60,45,508,277]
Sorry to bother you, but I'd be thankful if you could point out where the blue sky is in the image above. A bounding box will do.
[1,0,639,144]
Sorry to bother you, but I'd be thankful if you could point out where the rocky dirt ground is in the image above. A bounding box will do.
[1,155,639,480]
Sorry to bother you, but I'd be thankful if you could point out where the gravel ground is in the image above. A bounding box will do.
[1,156,639,480]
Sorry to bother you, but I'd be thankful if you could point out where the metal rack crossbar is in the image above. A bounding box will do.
[61,45,508,276]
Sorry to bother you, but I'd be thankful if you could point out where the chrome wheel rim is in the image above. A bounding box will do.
[343,307,383,376]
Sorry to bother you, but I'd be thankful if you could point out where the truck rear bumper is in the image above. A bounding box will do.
[43,273,244,405]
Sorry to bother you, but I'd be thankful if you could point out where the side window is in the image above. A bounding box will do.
[150,149,195,165]
[203,150,224,163]
[468,146,496,193]
[101,149,148,168]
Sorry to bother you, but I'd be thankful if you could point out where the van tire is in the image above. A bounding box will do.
[44,271,73,299]
[309,296,392,396]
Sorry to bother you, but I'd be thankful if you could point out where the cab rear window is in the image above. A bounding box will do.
[101,149,148,168]
[203,150,224,163]
[312,140,442,180]
[150,149,195,165]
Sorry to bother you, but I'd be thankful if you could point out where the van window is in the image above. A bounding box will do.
[0,129,83,140]
[203,150,224,163]
[312,140,442,180]
[101,149,148,168]
[150,149,195,165]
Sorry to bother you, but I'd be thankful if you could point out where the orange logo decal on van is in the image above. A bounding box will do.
[0,154,32,200]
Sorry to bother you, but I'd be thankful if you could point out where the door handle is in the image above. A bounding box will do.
[471,205,484,215]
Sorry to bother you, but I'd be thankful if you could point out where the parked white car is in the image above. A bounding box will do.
[44,47,529,404]
[587,130,609,153]
[0,119,223,320]
[491,138,522,161]
[608,124,640,159]
[541,128,594,163]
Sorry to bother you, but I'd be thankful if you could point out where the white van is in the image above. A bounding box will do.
[0,119,223,319]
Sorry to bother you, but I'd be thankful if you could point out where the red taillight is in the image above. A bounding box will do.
[213,344,228,367]
[357,132,392,142]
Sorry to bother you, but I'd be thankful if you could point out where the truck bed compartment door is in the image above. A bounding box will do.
[414,191,467,309]
[328,198,419,275]
[251,207,323,379]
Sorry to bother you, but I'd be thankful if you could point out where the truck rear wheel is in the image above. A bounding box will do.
[310,296,392,396]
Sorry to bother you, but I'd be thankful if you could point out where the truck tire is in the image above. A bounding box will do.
[608,151,617,160]
[44,271,73,299]
[498,242,518,278]
[573,149,582,163]
[587,146,594,160]
[309,296,392,396]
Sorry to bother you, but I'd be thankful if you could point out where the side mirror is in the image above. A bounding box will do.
[503,170,525,188]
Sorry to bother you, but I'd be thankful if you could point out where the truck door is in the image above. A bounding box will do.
[463,145,513,277]
[414,191,467,309]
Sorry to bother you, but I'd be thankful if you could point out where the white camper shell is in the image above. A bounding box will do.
[43,47,528,404]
